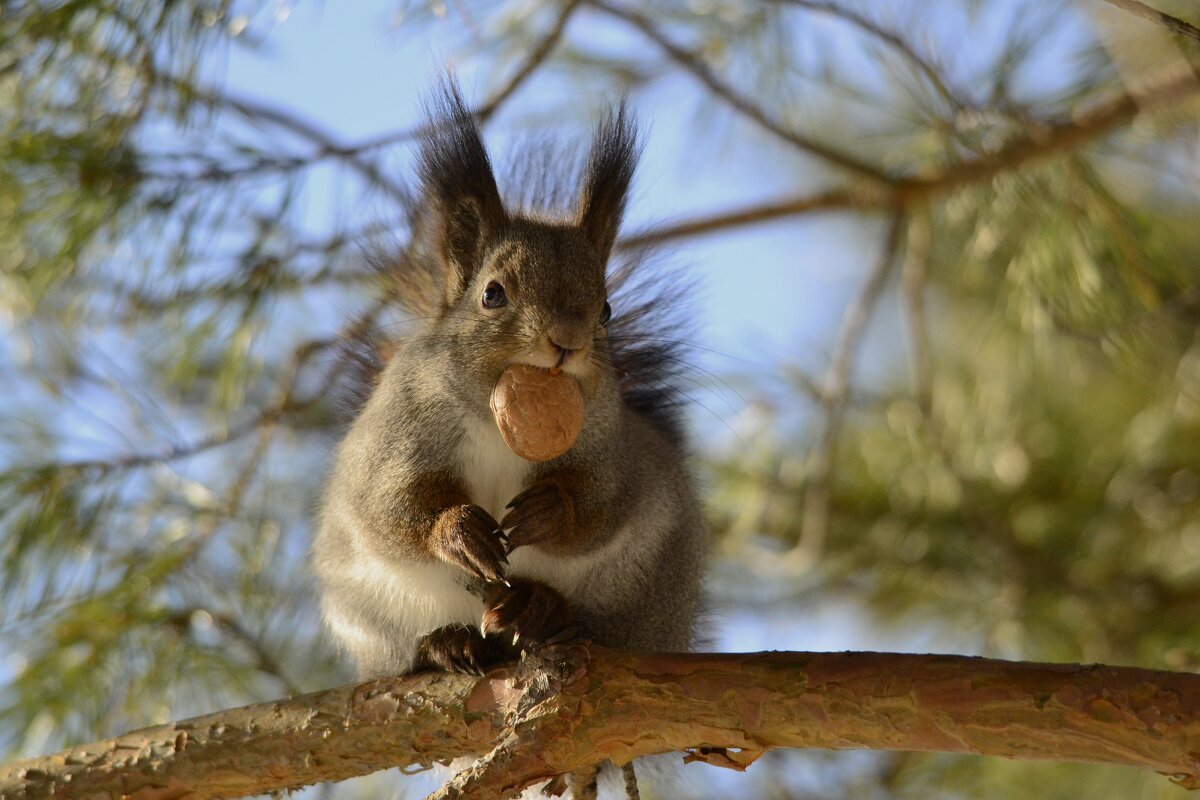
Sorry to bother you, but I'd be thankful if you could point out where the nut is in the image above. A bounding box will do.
[490,364,585,462]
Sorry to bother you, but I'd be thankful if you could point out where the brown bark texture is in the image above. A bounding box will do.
[2,646,1199,800]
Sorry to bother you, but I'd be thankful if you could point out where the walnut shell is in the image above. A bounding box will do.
[490,364,584,462]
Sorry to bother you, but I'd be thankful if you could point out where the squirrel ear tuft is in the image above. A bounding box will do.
[578,102,639,262]
[418,79,507,300]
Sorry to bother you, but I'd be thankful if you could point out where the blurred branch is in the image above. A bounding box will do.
[617,187,891,249]
[476,0,582,124]
[51,302,387,479]
[900,210,934,414]
[1100,0,1200,44]
[51,362,308,477]
[110,265,379,316]
[772,0,967,110]
[585,0,894,184]
[99,216,400,315]
[791,214,905,571]
[166,607,301,696]
[150,80,408,199]
[356,0,585,145]
[4,646,1200,799]
[146,0,580,184]
[899,62,1200,199]
[619,63,1200,248]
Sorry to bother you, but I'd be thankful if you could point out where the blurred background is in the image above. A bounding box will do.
[2,0,1200,797]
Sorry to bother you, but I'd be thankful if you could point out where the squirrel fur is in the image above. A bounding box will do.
[312,83,707,678]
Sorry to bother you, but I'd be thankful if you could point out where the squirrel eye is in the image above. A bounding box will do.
[600,300,612,325]
[482,281,507,310]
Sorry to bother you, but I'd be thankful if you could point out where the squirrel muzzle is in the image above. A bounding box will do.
[544,322,592,369]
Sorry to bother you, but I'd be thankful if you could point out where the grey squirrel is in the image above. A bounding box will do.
[312,83,707,679]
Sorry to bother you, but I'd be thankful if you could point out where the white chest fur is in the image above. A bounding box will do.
[459,416,532,521]
[456,416,627,602]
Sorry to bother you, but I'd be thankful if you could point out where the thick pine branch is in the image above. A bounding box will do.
[3,647,1199,800]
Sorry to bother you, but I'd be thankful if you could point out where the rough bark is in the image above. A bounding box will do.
[3,647,1199,800]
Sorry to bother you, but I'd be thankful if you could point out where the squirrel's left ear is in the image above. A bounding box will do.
[578,103,639,262]
[419,79,508,302]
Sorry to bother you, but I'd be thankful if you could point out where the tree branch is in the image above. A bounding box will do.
[475,0,581,124]
[47,300,386,479]
[4,647,1200,799]
[772,0,968,110]
[149,16,588,193]
[901,210,934,415]
[791,214,905,571]
[617,63,1200,249]
[616,186,892,250]
[1100,0,1200,45]
[585,0,894,185]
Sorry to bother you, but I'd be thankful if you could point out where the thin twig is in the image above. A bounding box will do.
[1100,0,1200,44]
[621,762,640,800]
[169,607,302,696]
[477,0,582,124]
[585,0,893,185]
[209,611,302,696]
[790,213,905,571]
[166,82,408,200]
[898,62,1200,199]
[112,266,379,315]
[772,0,966,110]
[900,209,933,415]
[53,301,388,478]
[144,2,579,187]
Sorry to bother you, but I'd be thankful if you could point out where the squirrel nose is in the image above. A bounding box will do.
[546,324,589,353]
[548,337,582,365]
[546,326,589,367]
[551,343,577,368]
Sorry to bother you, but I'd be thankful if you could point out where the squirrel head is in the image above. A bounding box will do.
[414,82,639,407]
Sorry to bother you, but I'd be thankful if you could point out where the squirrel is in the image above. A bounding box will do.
[312,82,707,679]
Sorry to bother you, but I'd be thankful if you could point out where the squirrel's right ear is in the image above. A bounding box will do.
[578,102,639,262]
[418,81,507,301]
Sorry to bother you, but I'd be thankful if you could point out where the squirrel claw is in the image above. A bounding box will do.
[480,579,571,650]
[432,503,508,582]
[413,624,503,676]
[499,479,572,551]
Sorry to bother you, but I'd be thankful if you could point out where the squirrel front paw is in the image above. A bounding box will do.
[430,504,508,582]
[499,479,574,552]
[411,624,508,676]
[481,579,572,646]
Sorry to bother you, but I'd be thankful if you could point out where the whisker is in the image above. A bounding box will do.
[625,350,748,413]
[605,334,768,370]
[592,350,746,416]
[607,365,746,447]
